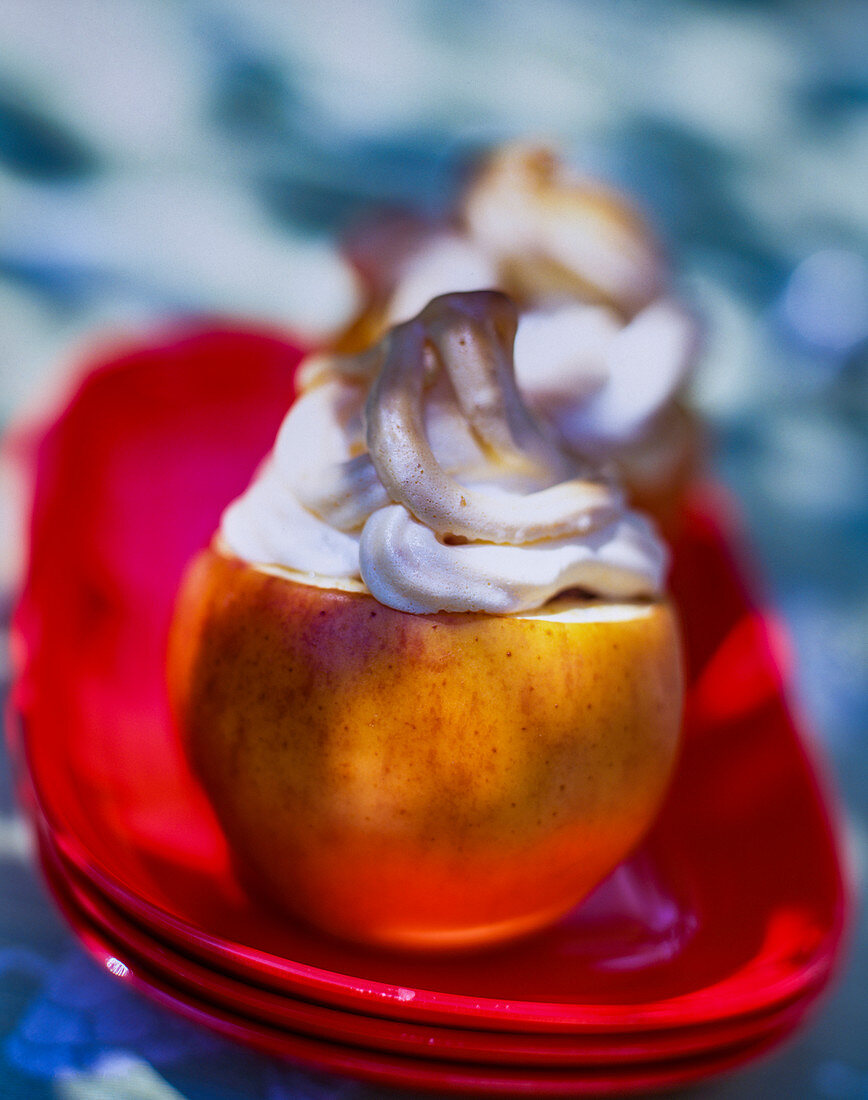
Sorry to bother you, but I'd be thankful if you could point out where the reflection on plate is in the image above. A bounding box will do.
[35,829,816,1097]
[6,329,850,1089]
[35,825,821,1068]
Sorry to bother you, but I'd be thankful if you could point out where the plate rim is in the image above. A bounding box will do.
[36,829,813,1098]
[34,822,827,1066]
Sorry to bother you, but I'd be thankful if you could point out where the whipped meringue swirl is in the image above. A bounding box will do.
[221,291,667,614]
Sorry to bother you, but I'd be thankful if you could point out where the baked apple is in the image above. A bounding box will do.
[168,291,683,950]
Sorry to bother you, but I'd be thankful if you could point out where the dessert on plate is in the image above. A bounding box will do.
[168,290,683,952]
[337,141,703,531]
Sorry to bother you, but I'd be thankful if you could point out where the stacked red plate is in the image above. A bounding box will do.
[5,329,851,1096]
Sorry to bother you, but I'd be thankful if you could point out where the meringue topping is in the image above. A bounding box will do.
[221,291,667,614]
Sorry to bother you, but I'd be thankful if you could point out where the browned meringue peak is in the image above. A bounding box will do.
[364,290,623,543]
[296,291,624,544]
[461,141,664,317]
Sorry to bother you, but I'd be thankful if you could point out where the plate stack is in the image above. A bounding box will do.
[6,330,849,1096]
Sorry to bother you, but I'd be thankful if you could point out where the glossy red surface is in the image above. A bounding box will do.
[35,825,820,1068]
[37,831,807,1098]
[7,328,848,1051]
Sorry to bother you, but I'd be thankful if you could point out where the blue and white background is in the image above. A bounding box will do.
[0,2,866,1097]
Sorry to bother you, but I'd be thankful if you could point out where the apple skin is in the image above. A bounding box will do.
[168,549,683,950]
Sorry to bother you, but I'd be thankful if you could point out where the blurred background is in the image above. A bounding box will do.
[0,1,866,1098]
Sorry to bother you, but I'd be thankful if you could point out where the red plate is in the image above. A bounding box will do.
[7,327,849,1037]
[35,823,821,1068]
[37,828,808,1098]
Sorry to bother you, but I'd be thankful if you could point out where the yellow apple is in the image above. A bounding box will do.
[168,548,683,951]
